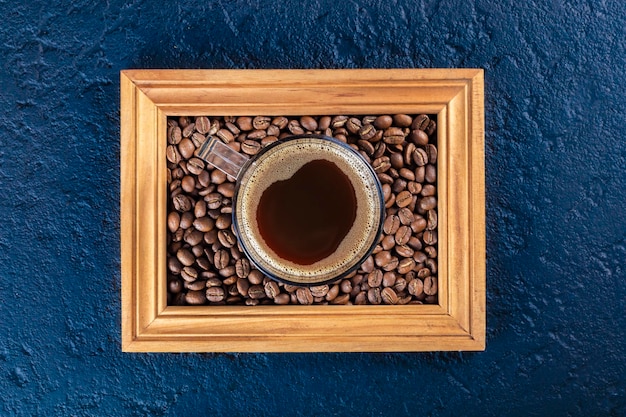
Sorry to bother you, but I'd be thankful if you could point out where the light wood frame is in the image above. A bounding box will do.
[121,69,485,352]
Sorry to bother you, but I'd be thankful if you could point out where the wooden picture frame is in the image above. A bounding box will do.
[120,69,485,352]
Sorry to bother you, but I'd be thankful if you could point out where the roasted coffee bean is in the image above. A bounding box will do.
[235,259,250,278]
[413,251,428,264]
[383,214,400,235]
[374,115,393,129]
[425,164,437,183]
[325,284,340,301]
[224,122,240,135]
[247,129,267,140]
[236,278,250,296]
[360,255,375,273]
[367,269,383,287]
[357,139,375,156]
[241,140,262,155]
[168,277,183,293]
[398,167,415,182]
[193,216,215,232]
[350,291,365,305]
[423,276,437,296]
[423,230,438,245]
[253,116,271,130]
[273,293,289,305]
[426,144,438,164]
[178,138,195,159]
[194,116,210,134]
[412,147,429,166]
[339,279,352,294]
[268,116,286,129]
[288,119,304,135]
[392,178,407,194]
[383,127,405,144]
[248,285,266,299]
[216,128,234,143]
[179,211,194,229]
[408,278,424,296]
[330,115,348,128]
[424,245,437,259]
[397,258,415,275]
[403,142,416,165]
[181,121,195,137]
[395,226,411,245]
[397,207,414,225]
[393,114,412,127]
[236,116,253,131]
[409,129,429,146]
[214,249,229,269]
[166,145,181,164]
[426,209,438,230]
[411,216,427,234]
[180,266,198,282]
[412,114,430,131]
[186,290,206,305]
[296,287,313,305]
[372,156,391,173]
[168,256,183,274]
[421,184,436,197]
[419,196,437,211]
[217,182,235,198]
[215,214,232,230]
[176,248,194,266]
[310,285,329,298]
[264,280,280,299]
[382,257,399,272]
[186,158,204,176]
[167,212,180,233]
[168,125,182,144]
[425,258,437,274]
[395,244,414,258]
[181,175,195,193]
[389,152,404,169]
[367,288,382,304]
[381,287,398,304]
[407,181,422,195]
[218,230,236,248]
[425,119,437,136]
[300,116,318,131]
[248,270,264,285]
[417,267,431,279]
[206,286,225,302]
[262,136,278,146]
[393,277,407,293]
[381,234,396,251]
[331,293,350,305]
[358,124,376,141]
[396,191,412,208]
[382,271,396,288]
[205,193,223,210]
[346,117,362,133]
[184,229,204,246]
[374,251,392,269]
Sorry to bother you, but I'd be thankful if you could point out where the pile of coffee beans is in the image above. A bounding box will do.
[167,114,438,306]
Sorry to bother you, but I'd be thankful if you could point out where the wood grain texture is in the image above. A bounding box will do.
[120,69,485,352]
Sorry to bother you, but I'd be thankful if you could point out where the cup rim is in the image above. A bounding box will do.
[231,133,385,287]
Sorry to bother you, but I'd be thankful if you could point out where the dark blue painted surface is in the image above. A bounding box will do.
[1,0,625,415]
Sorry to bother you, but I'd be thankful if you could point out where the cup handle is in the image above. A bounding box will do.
[195,136,250,180]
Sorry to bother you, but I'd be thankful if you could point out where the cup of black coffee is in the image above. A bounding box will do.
[196,134,384,285]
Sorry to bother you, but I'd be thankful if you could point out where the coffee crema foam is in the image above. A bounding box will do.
[234,138,383,284]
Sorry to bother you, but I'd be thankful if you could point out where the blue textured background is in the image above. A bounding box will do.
[1,0,625,415]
